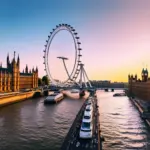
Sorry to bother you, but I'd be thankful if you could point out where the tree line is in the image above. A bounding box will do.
[38,76,49,86]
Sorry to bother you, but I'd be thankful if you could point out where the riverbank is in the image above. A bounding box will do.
[0,91,41,107]
[130,97,150,127]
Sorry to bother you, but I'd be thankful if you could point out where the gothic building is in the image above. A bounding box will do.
[128,68,150,101]
[0,52,38,92]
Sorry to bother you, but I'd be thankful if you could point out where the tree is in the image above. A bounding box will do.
[38,78,42,86]
[42,76,49,85]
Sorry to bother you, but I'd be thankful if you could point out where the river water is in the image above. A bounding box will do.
[98,90,150,150]
[0,90,150,150]
[0,96,84,150]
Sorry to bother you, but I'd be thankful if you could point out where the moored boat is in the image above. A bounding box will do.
[71,89,80,93]
[113,93,126,97]
[44,93,64,104]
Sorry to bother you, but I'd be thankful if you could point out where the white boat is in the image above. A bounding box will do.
[82,112,93,123]
[71,89,80,93]
[85,105,93,112]
[79,121,93,139]
[79,102,94,139]
[44,93,64,104]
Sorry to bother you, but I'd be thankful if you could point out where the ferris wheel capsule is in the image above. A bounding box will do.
[75,37,80,39]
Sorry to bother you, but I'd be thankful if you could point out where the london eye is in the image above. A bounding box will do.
[43,24,92,88]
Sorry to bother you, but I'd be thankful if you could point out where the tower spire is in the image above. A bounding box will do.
[17,54,20,68]
[32,67,34,73]
[12,51,16,65]
[7,53,9,59]
[25,64,28,73]
[14,51,16,60]
[17,54,19,61]
[7,53,10,68]
[36,66,38,72]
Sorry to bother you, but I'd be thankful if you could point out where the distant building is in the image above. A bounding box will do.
[0,52,38,92]
[128,68,150,101]
[90,80,125,88]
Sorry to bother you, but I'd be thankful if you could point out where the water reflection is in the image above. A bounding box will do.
[0,90,150,150]
[0,96,84,150]
[98,90,150,150]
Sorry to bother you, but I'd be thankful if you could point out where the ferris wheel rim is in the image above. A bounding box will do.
[43,24,82,86]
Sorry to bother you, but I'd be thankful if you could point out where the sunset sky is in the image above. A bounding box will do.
[0,0,150,82]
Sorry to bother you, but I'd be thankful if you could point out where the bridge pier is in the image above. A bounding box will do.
[43,90,49,96]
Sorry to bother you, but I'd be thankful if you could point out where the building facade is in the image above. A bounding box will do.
[0,52,38,92]
[128,68,150,101]
[90,80,125,88]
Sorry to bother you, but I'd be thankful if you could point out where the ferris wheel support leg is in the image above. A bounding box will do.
[62,59,80,86]
[83,71,87,88]
[75,81,80,86]
[79,64,83,89]
[62,59,71,80]
[83,68,92,88]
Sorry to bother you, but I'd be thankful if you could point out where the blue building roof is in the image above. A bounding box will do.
[0,67,11,73]
[20,73,32,76]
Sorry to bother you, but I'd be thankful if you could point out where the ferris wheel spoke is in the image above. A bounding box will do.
[43,23,94,88]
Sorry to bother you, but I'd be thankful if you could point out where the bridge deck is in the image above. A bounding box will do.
[61,96,101,150]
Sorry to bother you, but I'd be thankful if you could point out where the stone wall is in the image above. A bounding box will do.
[0,91,35,107]
[129,81,150,101]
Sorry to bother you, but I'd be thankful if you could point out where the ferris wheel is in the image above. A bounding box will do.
[43,24,92,88]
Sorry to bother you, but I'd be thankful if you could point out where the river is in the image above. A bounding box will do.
[0,90,150,150]
[98,90,150,150]
[0,95,84,150]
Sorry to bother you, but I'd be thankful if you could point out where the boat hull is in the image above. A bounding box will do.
[44,93,64,104]
[44,100,56,104]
